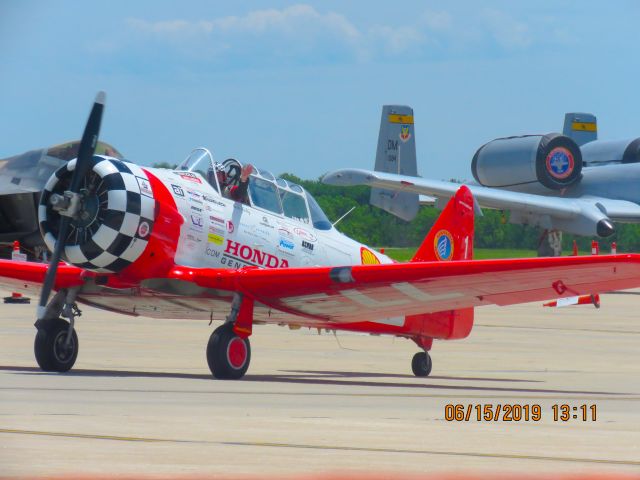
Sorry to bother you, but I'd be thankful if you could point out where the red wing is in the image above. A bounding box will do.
[0,260,83,291]
[173,254,640,322]
[3,255,640,324]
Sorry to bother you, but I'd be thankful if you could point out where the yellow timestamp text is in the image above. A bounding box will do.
[444,403,597,422]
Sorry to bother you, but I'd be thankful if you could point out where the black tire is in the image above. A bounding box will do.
[206,323,251,380]
[411,351,432,377]
[34,318,79,373]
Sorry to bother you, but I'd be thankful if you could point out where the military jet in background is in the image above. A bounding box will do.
[0,141,122,256]
[323,106,640,255]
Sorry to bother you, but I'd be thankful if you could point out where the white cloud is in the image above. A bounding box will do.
[422,10,453,32]
[120,4,567,69]
[481,9,532,50]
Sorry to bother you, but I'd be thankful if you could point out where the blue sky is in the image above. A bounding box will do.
[1,1,639,181]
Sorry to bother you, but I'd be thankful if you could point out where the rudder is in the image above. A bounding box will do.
[370,105,420,221]
[563,112,597,146]
[411,185,474,262]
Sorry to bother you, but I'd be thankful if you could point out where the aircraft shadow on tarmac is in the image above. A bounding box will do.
[0,365,630,396]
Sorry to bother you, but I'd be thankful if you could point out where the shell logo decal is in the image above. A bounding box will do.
[546,147,575,180]
[434,230,454,261]
[360,247,381,265]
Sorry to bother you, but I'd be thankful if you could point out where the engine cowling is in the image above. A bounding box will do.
[39,156,156,273]
[471,133,583,190]
[581,138,640,166]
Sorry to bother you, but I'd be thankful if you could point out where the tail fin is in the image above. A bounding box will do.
[412,185,474,262]
[563,112,597,146]
[370,105,420,221]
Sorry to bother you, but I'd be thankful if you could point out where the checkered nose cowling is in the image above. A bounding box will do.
[38,156,156,273]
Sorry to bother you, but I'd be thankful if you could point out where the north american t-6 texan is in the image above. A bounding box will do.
[2,93,640,380]
[324,106,640,256]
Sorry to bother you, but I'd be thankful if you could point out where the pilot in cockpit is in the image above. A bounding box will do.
[215,161,253,204]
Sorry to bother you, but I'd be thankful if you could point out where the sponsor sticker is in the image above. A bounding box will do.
[136,176,153,197]
[137,221,150,238]
[433,230,454,261]
[177,172,202,184]
[279,238,295,251]
[190,206,203,213]
[278,226,293,239]
[294,227,317,242]
[546,147,575,180]
[360,247,381,265]
[227,220,235,234]
[203,194,226,208]
[209,215,225,225]
[187,190,204,205]
[190,215,203,230]
[171,184,184,197]
[208,233,224,245]
[302,240,314,251]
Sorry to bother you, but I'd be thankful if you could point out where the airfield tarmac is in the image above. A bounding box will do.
[0,288,639,477]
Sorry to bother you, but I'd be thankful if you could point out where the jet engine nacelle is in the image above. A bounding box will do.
[581,138,640,166]
[471,133,583,191]
[39,156,157,273]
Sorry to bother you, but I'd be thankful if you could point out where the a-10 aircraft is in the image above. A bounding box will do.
[2,93,640,380]
[324,106,640,256]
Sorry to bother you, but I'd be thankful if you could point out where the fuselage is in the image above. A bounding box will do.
[147,166,393,271]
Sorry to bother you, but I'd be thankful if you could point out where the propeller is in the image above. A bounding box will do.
[36,92,105,322]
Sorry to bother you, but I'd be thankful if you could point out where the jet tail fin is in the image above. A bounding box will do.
[412,185,474,262]
[563,112,597,146]
[370,105,420,221]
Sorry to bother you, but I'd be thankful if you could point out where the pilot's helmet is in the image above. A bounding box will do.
[215,163,227,185]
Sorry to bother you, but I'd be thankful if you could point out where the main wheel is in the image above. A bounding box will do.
[411,351,432,377]
[34,318,79,372]
[206,323,251,380]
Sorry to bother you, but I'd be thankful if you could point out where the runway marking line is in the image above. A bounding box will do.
[1,428,639,467]
[0,428,176,443]
[1,386,638,400]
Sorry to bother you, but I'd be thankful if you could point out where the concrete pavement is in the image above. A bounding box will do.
[1,289,639,476]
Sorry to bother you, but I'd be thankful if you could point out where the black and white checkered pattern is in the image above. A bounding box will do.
[39,155,156,273]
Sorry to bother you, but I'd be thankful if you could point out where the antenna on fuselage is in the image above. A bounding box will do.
[332,206,356,227]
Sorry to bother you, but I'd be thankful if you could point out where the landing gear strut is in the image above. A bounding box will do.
[206,293,254,380]
[33,288,81,373]
[411,351,432,377]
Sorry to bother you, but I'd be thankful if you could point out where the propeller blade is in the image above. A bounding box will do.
[36,217,70,321]
[69,91,105,193]
[36,92,106,321]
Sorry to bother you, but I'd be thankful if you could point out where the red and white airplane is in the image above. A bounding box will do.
[2,93,640,380]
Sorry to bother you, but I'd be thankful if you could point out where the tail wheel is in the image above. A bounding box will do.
[411,351,432,377]
[206,323,251,380]
[34,318,79,372]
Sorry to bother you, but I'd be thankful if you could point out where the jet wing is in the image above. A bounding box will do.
[322,169,640,237]
[2,255,640,323]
